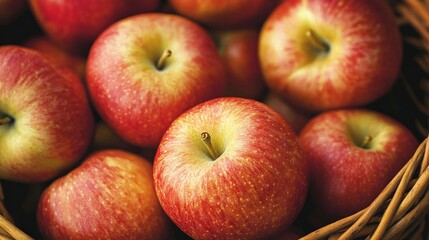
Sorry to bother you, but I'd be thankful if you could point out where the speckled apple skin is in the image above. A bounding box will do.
[87,13,227,148]
[299,109,419,223]
[259,0,402,112]
[0,46,94,182]
[154,97,309,240]
[37,150,173,240]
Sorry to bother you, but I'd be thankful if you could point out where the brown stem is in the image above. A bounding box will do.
[201,132,218,160]
[0,117,11,126]
[305,29,329,52]
[156,49,172,70]
[361,135,373,149]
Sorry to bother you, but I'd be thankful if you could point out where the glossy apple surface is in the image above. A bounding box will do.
[0,45,94,182]
[299,109,419,223]
[87,13,227,148]
[37,150,173,240]
[29,0,160,53]
[154,97,308,239]
[259,0,402,112]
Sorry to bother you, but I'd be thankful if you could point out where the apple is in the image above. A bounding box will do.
[259,0,402,112]
[169,0,280,29]
[0,45,94,183]
[298,108,419,223]
[153,97,309,239]
[0,0,27,25]
[22,35,86,81]
[29,0,160,53]
[263,92,311,134]
[86,13,227,148]
[212,28,267,99]
[37,150,173,240]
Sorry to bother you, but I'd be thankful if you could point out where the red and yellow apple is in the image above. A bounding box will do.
[0,45,94,182]
[299,108,419,223]
[259,0,402,112]
[87,13,227,148]
[154,97,308,239]
[37,150,173,239]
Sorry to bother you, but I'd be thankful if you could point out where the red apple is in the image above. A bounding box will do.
[259,0,402,112]
[22,35,86,81]
[29,0,160,53]
[263,92,311,134]
[87,13,227,148]
[212,29,267,99]
[37,150,173,239]
[169,0,280,29]
[154,97,308,239]
[0,0,26,25]
[0,45,94,183]
[299,108,419,223]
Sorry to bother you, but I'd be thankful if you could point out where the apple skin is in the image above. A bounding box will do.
[22,35,86,81]
[0,0,27,25]
[153,97,309,240]
[37,150,173,240]
[212,29,267,99]
[87,13,227,148]
[0,45,94,183]
[298,109,419,223]
[259,0,402,112]
[29,0,160,53]
[169,0,280,29]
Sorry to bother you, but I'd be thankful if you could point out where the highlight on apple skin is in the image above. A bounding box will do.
[86,13,227,148]
[37,150,173,240]
[154,97,309,240]
[299,108,419,224]
[0,45,94,183]
[259,0,403,113]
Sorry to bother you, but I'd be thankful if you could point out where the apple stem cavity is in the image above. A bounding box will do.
[361,135,373,149]
[305,29,329,53]
[0,116,12,126]
[201,132,219,160]
[156,49,172,70]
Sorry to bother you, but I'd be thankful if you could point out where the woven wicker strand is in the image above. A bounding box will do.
[0,183,32,240]
[301,137,429,240]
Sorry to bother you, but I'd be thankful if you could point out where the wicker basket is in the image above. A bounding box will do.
[1,0,429,239]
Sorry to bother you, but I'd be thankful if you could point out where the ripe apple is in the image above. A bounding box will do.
[259,0,402,112]
[153,97,309,239]
[91,121,137,152]
[0,45,94,183]
[212,29,267,99]
[263,92,311,134]
[87,13,227,148]
[0,0,27,25]
[22,35,86,81]
[298,108,419,223]
[169,0,280,29]
[37,150,173,240]
[29,0,160,53]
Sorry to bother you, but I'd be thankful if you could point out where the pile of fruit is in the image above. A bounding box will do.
[0,0,427,239]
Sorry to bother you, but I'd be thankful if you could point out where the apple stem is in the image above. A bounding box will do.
[305,29,329,52]
[0,116,11,126]
[201,132,219,160]
[361,135,373,149]
[156,49,172,70]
